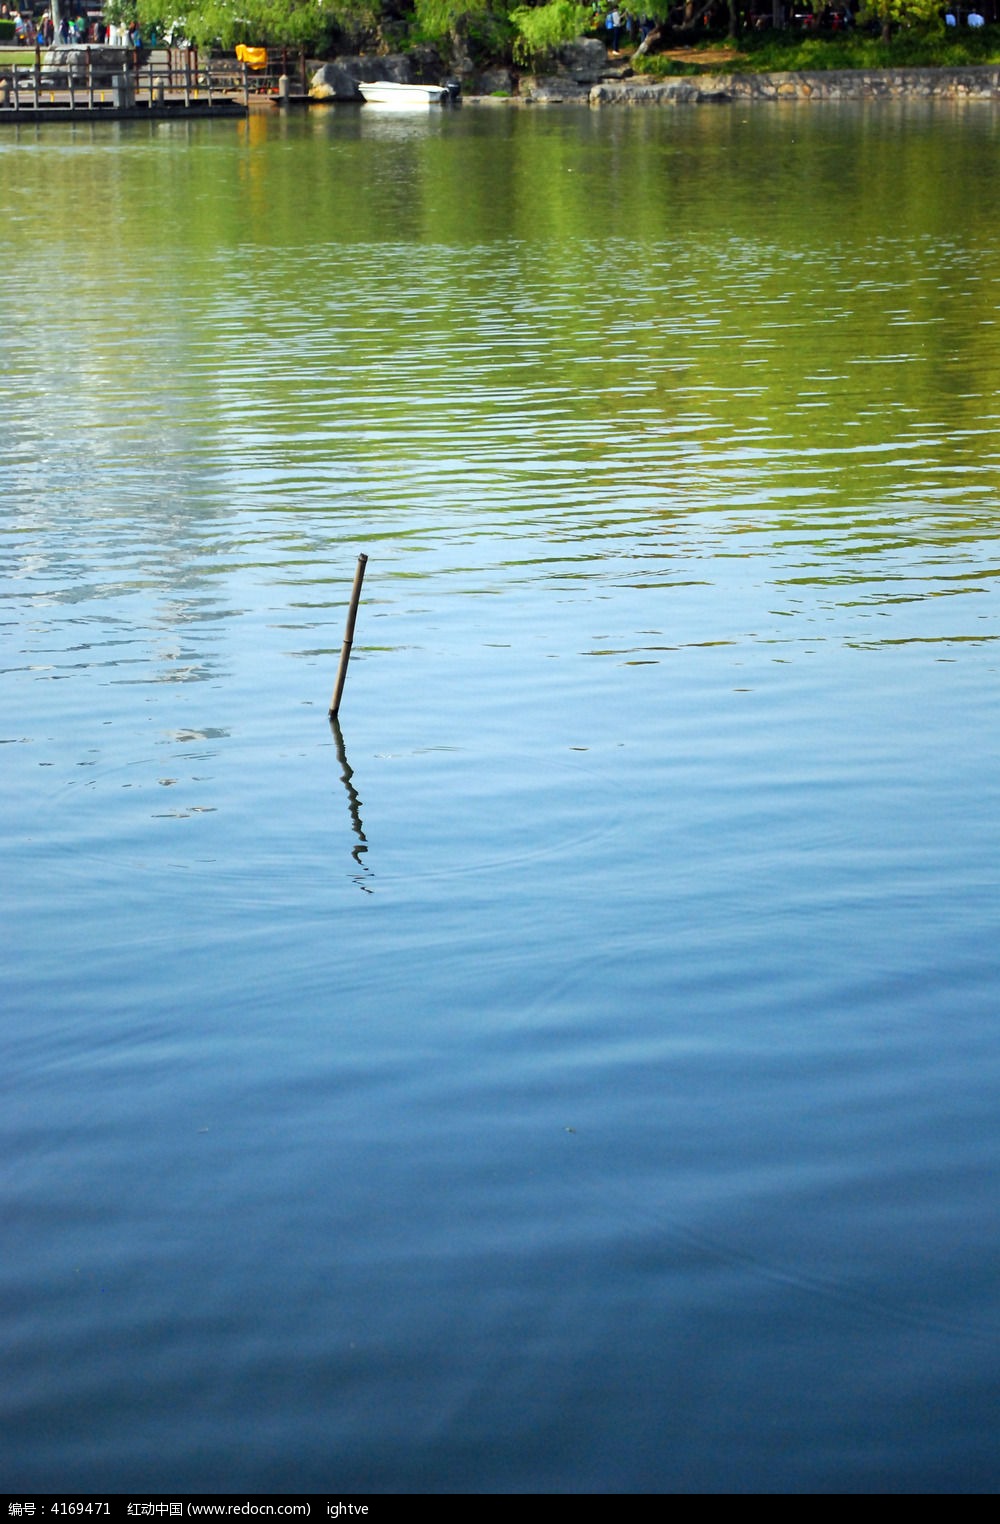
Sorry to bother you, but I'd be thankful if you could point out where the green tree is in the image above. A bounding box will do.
[509,2,590,68]
[128,0,380,51]
[410,0,515,67]
[856,0,943,46]
[124,0,596,61]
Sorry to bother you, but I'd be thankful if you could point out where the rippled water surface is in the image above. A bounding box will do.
[3,100,1000,1493]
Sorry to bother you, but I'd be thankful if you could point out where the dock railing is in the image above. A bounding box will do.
[0,46,273,112]
[208,47,311,101]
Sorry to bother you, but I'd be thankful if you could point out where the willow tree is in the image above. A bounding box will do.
[124,0,381,51]
[508,2,590,67]
[409,0,517,69]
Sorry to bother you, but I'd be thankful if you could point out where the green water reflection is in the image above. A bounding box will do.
[5,104,1000,545]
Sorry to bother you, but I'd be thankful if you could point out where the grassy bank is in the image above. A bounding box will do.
[634,25,1000,76]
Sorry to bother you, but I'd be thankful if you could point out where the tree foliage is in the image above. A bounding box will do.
[412,0,487,41]
[115,0,958,65]
[121,0,595,58]
[124,0,381,51]
[410,0,514,64]
[509,2,590,67]
[856,0,944,43]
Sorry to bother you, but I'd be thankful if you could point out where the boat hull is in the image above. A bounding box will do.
[358,81,449,107]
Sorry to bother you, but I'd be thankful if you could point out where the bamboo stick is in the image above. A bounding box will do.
[328,554,368,718]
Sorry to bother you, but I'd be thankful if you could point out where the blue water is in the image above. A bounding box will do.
[3,101,1000,1493]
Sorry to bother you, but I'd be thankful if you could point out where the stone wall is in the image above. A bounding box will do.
[588,66,1000,106]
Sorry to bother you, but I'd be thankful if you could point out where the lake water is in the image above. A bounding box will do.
[3,97,1000,1494]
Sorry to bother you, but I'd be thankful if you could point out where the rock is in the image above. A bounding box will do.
[408,45,445,84]
[472,69,515,96]
[554,38,609,83]
[450,39,476,77]
[311,53,415,99]
[40,44,131,84]
[588,80,685,104]
[345,53,414,84]
[521,75,591,103]
[310,63,359,100]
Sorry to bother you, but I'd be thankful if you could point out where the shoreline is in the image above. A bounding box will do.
[505,64,1000,106]
[6,61,1000,123]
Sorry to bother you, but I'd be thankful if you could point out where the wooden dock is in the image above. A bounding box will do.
[0,47,312,123]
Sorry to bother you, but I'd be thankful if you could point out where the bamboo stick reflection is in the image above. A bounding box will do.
[329,715,373,893]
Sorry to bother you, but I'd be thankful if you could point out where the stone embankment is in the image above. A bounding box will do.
[536,66,1000,106]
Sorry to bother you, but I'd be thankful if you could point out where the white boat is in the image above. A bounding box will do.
[358,80,450,108]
